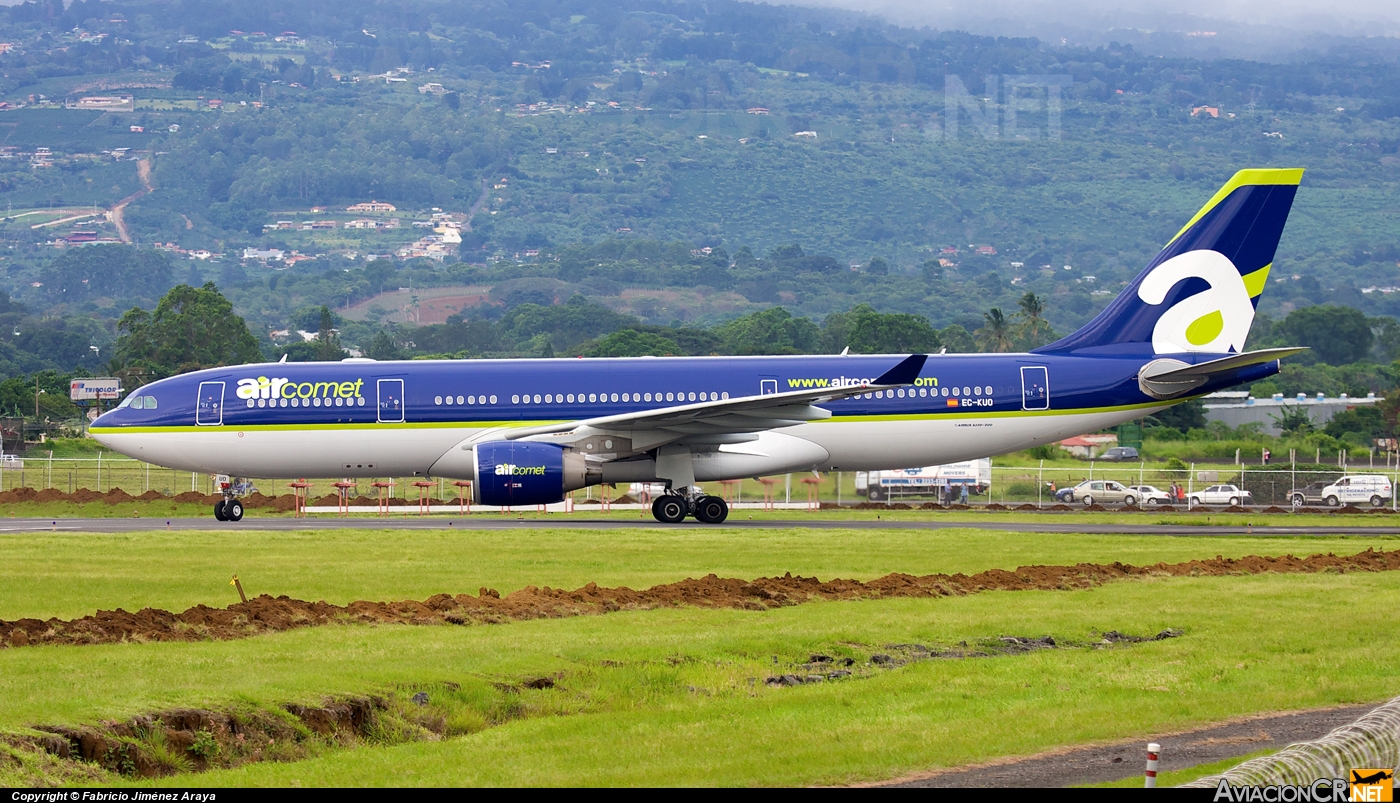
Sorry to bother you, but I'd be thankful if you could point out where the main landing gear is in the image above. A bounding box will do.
[650,492,729,524]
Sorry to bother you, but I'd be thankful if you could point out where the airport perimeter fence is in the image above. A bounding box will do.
[1185,694,1400,788]
[3,455,1400,510]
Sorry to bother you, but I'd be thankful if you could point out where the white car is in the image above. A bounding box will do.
[1128,485,1172,505]
[1189,484,1253,506]
[1317,475,1392,508]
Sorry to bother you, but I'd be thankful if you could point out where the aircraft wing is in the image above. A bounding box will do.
[504,354,927,452]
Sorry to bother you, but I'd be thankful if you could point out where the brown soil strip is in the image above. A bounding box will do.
[878,703,1379,787]
[4,548,1399,649]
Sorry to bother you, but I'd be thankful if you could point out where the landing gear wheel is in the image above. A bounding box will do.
[224,500,244,522]
[693,495,729,524]
[213,501,227,521]
[652,495,688,524]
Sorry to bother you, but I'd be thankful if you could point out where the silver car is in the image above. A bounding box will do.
[1065,479,1141,506]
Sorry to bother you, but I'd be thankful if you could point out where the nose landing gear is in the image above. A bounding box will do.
[213,498,244,522]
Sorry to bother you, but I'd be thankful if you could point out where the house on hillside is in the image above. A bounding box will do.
[347,201,396,213]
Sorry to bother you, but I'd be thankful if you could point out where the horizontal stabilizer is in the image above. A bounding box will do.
[1138,347,1307,398]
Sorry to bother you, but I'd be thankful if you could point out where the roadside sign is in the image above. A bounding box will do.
[70,378,122,401]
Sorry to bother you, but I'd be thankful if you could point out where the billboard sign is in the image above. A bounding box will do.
[70,378,122,401]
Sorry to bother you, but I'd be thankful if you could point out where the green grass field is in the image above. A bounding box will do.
[2,526,1397,786]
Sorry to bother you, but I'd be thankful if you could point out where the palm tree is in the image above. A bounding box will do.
[1014,292,1055,348]
[975,308,1014,353]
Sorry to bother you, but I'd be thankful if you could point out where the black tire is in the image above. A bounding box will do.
[225,500,244,522]
[693,495,729,524]
[1229,497,1239,506]
[1292,494,1305,507]
[1081,495,1094,506]
[652,495,687,524]
[1372,495,1385,508]
[867,487,885,502]
[1326,495,1340,507]
[213,501,227,521]
[1123,495,1136,507]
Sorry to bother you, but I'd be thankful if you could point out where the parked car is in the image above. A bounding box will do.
[1189,484,1253,506]
[1058,479,1141,506]
[1288,480,1333,507]
[1318,475,1392,507]
[1127,485,1171,505]
[1099,446,1140,461]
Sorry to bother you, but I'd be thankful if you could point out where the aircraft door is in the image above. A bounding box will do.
[196,381,224,426]
[378,379,405,423]
[1020,366,1049,410]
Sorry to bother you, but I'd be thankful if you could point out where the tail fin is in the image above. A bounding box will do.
[1036,168,1303,356]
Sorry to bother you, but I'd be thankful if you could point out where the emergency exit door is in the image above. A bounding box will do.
[377,379,405,423]
[1020,366,1049,411]
[196,381,224,426]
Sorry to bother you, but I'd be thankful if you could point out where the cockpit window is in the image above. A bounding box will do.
[144,396,157,409]
[117,395,133,409]
[130,396,145,409]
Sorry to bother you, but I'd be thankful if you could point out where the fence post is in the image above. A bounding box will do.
[1038,459,1044,508]
[1089,460,1094,481]
[1188,463,1194,509]
[97,451,102,493]
[836,471,842,507]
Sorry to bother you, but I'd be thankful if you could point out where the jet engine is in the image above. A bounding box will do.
[470,441,592,506]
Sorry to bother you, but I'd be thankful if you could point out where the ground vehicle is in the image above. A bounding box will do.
[1127,485,1170,505]
[1288,480,1332,507]
[1059,479,1140,506]
[1189,484,1253,506]
[855,460,991,502]
[1100,446,1139,461]
[1317,475,1392,507]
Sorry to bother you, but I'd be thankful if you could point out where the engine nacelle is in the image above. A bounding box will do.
[472,441,590,506]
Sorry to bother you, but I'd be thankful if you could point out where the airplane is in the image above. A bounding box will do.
[91,168,1307,524]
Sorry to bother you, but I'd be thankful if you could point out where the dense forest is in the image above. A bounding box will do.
[2,0,1400,449]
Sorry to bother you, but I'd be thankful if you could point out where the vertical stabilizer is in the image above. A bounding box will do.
[1036,168,1303,356]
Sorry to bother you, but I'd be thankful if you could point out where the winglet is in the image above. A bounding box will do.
[873,354,927,386]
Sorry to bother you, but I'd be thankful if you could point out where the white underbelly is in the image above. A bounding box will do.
[793,407,1167,471]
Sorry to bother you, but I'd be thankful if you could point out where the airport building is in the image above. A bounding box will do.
[1202,391,1380,436]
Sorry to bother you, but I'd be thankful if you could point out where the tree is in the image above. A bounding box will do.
[712,307,821,355]
[583,329,683,357]
[314,306,348,361]
[112,283,263,378]
[366,331,404,361]
[1150,399,1207,433]
[822,304,941,354]
[1271,406,1315,436]
[1014,292,1056,349]
[865,257,889,275]
[1274,306,1374,365]
[974,308,1014,353]
[1324,405,1386,443]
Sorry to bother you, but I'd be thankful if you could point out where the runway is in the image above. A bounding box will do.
[3,517,1400,536]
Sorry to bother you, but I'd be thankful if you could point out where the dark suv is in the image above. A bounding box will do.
[1099,446,1139,461]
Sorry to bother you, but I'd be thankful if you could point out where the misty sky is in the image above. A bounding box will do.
[777,0,1400,39]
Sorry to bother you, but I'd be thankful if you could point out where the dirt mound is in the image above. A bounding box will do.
[172,491,220,504]
[69,489,104,503]
[6,548,1399,651]
[1263,506,1290,514]
[0,487,39,503]
[34,488,69,502]
[1015,504,1039,511]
